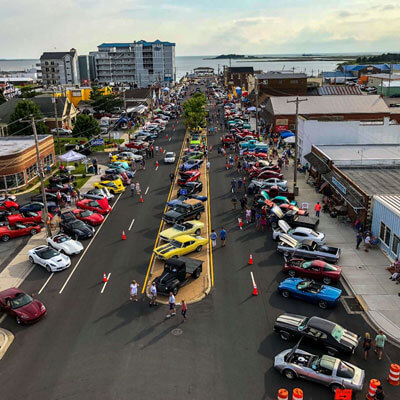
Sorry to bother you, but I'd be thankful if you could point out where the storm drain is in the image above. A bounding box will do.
[341,296,365,314]
[171,328,183,336]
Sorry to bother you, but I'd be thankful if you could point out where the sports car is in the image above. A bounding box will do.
[284,259,342,285]
[0,223,41,242]
[280,203,308,216]
[180,159,203,171]
[46,234,84,256]
[72,208,104,226]
[44,183,70,193]
[28,245,71,272]
[274,313,360,355]
[274,344,365,392]
[125,141,149,150]
[7,211,53,226]
[160,221,205,242]
[0,288,46,325]
[177,170,201,185]
[100,173,129,186]
[278,278,342,309]
[49,174,75,185]
[81,188,114,202]
[247,179,287,195]
[177,181,203,196]
[153,234,208,260]
[94,178,124,194]
[59,212,95,240]
[0,199,19,212]
[181,151,204,161]
[76,198,111,215]
[273,220,326,245]
[19,202,44,213]
[110,155,132,165]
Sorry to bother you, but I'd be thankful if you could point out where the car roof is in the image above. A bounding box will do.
[294,227,312,234]
[33,245,49,251]
[173,234,197,242]
[308,316,336,332]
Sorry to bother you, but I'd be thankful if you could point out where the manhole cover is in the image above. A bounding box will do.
[343,297,364,312]
[171,328,183,336]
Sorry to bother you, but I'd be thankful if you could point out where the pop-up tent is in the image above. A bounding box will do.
[280,130,295,139]
[58,150,87,162]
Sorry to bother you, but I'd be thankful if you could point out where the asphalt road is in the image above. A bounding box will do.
[0,88,399,400]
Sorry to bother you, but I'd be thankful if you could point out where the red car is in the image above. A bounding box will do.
[279,203,308,216]
[126,141,149,150]
[0,223,41,242]
[177,170,201,186]
[76,198,111,215]
[253,170,283,180]
[72,208,104,226]
[0,288,46,325]
[0,200,19,212]
[248,166,281,177]
[284,259,342,285]
[221,134,235,144]
[7,211,53,226]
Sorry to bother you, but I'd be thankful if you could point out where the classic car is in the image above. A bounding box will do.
[277,234,340,263]
[117,151,143,161]
[284,259,342,285]
[239,139,268,152]
[163,199,205,225]
[221,134,236,144]
[274,344,365,392]
[110,155,132,165]
[94,178,124,194]
[81,188,114,202]
[44,183,70,193]
[0,223,41,242]
[0,288,46,325]
[279,203,308,216]
[247,179,288,195]
[167,194,207,207]
[72,208,104,226]
[0,199,19,212]
[28,245,71,272]
[49,174,75,185]
[253,170,284,181]
[248,166,281,177]
[125,140,149,150]
[177,181,203,196]
[274,313,360,355]
[278,278,342,309]
[153,257,203,295]
[154,234,208,260]
[164,152,176,164]
[76,198,111,215]
[100,173,129,186]
[273,220,326,245]
[271,206,319,230]
[46,234,83,256]
[180,159,203,171]
[177,170,201,185]
[107,161,130,170]
[160,220,204,242]
[59,212,95,240]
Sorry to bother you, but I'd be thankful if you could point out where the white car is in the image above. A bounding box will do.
[46,234,84,256]
[118,151,143,161]
[28,245,71,272]
[50,128,72,136]
[164,152,176,164]
[272,220,326,245]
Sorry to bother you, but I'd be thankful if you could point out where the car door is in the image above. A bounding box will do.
[185,240,196,253]
[14,225,28,238]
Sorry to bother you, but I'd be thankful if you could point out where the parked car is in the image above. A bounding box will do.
[49,174,75,185]
[51,128,72,135]
[7,211,52,226]
[28,245,71,272]
[0,199,19,212]
[164,152,176,164]
[177,181,203,196]
[167,194,208,207]
[154,234,208,260]
[160,220,204,242]
[81,188,114,202]
[0,223,41,242]
[274,313,360,355]
[278,278,342,309]
[253,170,284,181]
[59,212,95,240]
[0,288,46,325]
[30,193,64,203]
[163,199,205,224]
[180,159,203,171]
[19,202,44,213]
[273,220,326,245]
[94,178,124,195]
[76,198,111,215]
[177,170,201,185]
[44,183,70,193]
[46,234,83,256]
[72,208,104,226]
[248,179,288,195]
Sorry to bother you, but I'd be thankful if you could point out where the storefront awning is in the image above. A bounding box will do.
[304,152,330,174]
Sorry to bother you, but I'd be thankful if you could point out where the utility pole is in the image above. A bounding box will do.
[287,97,308,195]
[255,76,259,136]
[31,117,52,237]
[52,87,61,156]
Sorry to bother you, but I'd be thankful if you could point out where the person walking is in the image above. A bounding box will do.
[206,160,210,171]
[231,196,237,210]
[363,332,372,360]
[181,300,188,322]
[66,193,71,207]
[166,292,176,318]
[130,182,135,197]
[375,385,385,400]
[142,158,146,170]
[237,177,243,191]
[210,230,217,248]
[356,231,363,250]
[129,280,139,302]
[135,182,141,196]
[169,172,175,183]
[245,208,251,224]
[314,202,322,217]
[260,215,267,232]
[150,282,157,306]
[231,178,236,194]
[374,330,387,360]
[220,228,227,247]
[364,233,371,252]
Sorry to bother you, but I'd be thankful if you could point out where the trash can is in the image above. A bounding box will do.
[87,166,94,174]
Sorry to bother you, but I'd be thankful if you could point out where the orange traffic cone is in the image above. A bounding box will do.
[155,161,159,168]
[252,283,258,296]
[122,230,126,240]
[166,134,168,139]
[102,273,108,283]
[159,146,163,153]
[140,195,144,203]
[248,253,253,265]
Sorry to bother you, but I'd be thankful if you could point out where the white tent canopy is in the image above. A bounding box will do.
[58,150,87,162]
[283,136,295,144]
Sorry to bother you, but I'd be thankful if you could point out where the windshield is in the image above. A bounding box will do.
[71,220,85,228]
[173,224,185,231]
[310,230,319,237]
[9,293,33,309]
[166,153,174,157]
[80,210,92,217]
[301,261,313,269]
[337,361,355,379]
[331,324,345,342]
[297,281,311,290]
[38,248,59,259]
[58,235,69,243]
[324,263,338,271]
[174,206,187,213]
[105,183,117,188]
[170,240,183,248]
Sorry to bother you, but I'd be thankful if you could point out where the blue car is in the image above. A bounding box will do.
[179,159,203,171]
[107,161,129,170]
[167,194,208,207]
[278,278,342,309]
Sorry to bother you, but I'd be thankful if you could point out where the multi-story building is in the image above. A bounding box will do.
[90,40,175,87]
[78,55,96,85]
[224,66,254,90]
[40,49,80,87]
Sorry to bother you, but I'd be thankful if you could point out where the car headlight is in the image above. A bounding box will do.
[20,314,30,319]
[40,305,46,312]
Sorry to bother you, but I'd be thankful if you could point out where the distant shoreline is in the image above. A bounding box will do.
[204,55,361,62]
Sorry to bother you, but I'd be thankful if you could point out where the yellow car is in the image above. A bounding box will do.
[94,178,124,195]
[160,220,204,242]
[154,234,208,260]
[110,155,132,165]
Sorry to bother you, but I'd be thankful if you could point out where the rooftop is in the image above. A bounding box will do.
[227,67,254,73]
[98,40,175,48]
[374,195,400,217]
[40,51,76,60]
[369,73,400,80]
[317,86,362,95]
[255,72,307,80]
[0,135,51,157]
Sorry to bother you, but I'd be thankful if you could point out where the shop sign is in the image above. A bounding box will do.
[332,176,347,195]
[276,119,289,126]
[275,125,289,133]
[91,138,104,146]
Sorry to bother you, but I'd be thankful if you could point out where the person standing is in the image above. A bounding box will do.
[169,172,175,183]
[231,178,236,194]
[206,160,210,171]
[245,208,251,224]
[314,202,322,217]
[237,177,243,191]
[130,182,135,197]
[135,182,141,196]
[356,231,363,250]
[150,282,157,306]
[220,228,227,247]
[231,196,237,210]
[363,332,372,360]
[66,193,71,207]
[210,230,217,248]
[364,233,371,252]
[129,280,139,302]
[374,330,387,360]
[181,300,188,322]
[166,292,176,318]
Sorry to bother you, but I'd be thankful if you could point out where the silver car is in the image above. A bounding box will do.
[274,345,364,392]
[273,220,326,245]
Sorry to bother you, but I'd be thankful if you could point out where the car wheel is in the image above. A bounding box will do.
[9,206,16,212]
[280,331,291,341]
[283,369,296,380]
[172,286,179,296]
[30,229,38,235]
[195,213,201,220]
[195,229,201,235]
[318,300,328,309]
[29,256,35,264]
[1,235,10,242]
[287,270,296,277]
[283,252,290,257]
[322,277,332,285]
[15,316,22,325]
[281,290,290,298]
[45,265,52,272]
[330,383,341,393]
[196,245,202,252]
[192,268,201,279]
[326,347,337,356]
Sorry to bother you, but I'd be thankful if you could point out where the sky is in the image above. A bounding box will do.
[1,0,400,58]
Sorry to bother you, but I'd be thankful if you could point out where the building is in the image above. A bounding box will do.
[367,73,400,88]
[39,49,80,87]
[224,66,254,90]
[90,40,175,87]
[65,86,112,108]
[371,195,400,260]
[297,117,400,164]
[337,64,391,78]
[124,88,152,110]
[248,72,307,97]
[0,135,55,192]
[377,81,400,97]
[263,95,393,132]
[193,67,214,77]
[78,55,96,85]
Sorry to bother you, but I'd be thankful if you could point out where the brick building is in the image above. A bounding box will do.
[224,66,254,90]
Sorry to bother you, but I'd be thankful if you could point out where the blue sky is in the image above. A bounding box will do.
[1,0,400,58]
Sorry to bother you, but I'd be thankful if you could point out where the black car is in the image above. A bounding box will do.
[153,257,203,295]
[177,181,203,196]
[59,211,95,240]
[163,200,205,224]
[30,193,64,203]
[49,174,75,185]
[274,313,360,355]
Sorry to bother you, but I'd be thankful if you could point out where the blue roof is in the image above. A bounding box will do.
[98,43,132,48]
[98,40,175,48]
[338,64,390,72]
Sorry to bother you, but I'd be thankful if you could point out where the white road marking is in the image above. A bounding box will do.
[128,218,135,231]
[145,186,149,195]
[59,193,123,294]
[163,149,166,154]
[100,273,111,293]
[155,166,159,171]
[0,313,6,323]
[38,272,54,294]
[169,137,171,141]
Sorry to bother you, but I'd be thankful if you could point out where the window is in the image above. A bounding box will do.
[385,227,391,246]
[0,172,25,190]
[380,222,391,246]
[43,154,54,167]
[45,61,49,66]
[393,234,400,255]
[26,164,38,181]
[290,80,298,84]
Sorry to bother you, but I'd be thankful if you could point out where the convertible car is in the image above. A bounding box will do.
[153,234,208,260]
[46,234,83,256]
[159,221,204,242]
[180,159,203,171]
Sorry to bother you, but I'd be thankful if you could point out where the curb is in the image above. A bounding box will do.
[0,328,14,360]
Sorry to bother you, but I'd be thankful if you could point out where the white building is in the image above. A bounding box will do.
[298,117,400,164]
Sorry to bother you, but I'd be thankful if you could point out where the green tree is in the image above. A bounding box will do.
[72,113,100,139]
[0,88,6,105]
[20,86,39,98]
[182,93,207,131]
[90,86,123,113]
[8,99,47,136]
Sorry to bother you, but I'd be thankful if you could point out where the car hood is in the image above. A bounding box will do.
[164,210,180,219]
[51,254,69,264]
[160,228,181,240]
[320,285,342,299]
[155,243,177,255]
[275,313,306,328]
[97,198,111,211]
[15,300,44,318]
[339,330,360,350]
[63,240,84,252]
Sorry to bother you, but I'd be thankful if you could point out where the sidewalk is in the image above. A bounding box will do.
[285,163,400,345]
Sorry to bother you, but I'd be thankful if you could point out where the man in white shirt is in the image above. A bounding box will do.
[365,234,371,252]
[166,292,176,318]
